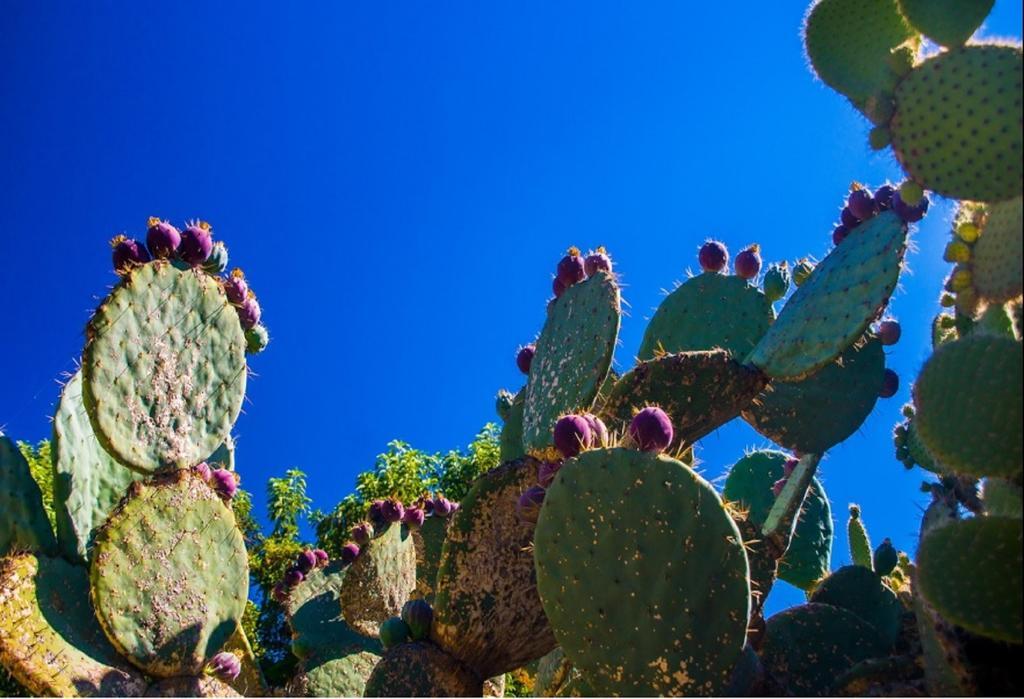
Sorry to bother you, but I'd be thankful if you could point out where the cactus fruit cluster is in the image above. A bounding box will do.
[3,0,1022,696]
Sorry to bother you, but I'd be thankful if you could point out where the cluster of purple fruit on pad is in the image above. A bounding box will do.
[552,246,613,299]
[833,183,929,245]
[698,241,762,280]
[193,462,238,501]
[272,547,331,602]
[553,413,609,458]
[206,652,242,682]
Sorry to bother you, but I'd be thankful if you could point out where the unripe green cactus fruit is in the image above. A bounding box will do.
[897,0,994,48]
[82,262,247,474]
[890,45,1023,202]
[340,521,416,638]
[535,448,750,696]
[363,641,482,697]
[0,435,56,557]
[90,470,249,677]
[808,565,902,645]
[847,504,874,570]
[972,196,1023,303]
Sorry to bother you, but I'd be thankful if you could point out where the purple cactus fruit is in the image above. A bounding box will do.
[224,269,248,305]
[734,245,762,280]
[877,319,901,346]
[847,188,877,221]
[516,486,546,524]
[552,276,568,299]
[449,501,460,514]
[772,478,788,498]
[556,247,587,287]
[193,461,212,482]
[892,192,929,223]
[629,406,673,453]
[111,236,151,273]
[210,468,237,501]
[698,240,729,273]
[208,652,242,682]
[783,458,799,478]
[284,568,304,588]
[516,344,536,375]
[553,414,593,459]
[832,224,849,246]
[421,498,435,516]
[340,543,361,564]
[381,498,405,523]
[272,583,288,604]
[368,499,385,521]
[584,247,612,276]
[352,522,374,546]
[313,549,329,567]
[402,507,426,529]
[840,207,860,229]
[146,218,181,259]
[179,222,214,265]
[583,413,609,448]
[879,369,899,398]
[296,550,318,574]
[433,496,454,517]
[874,185,896,210]
[237,294,262,331]
[537,461,562,488]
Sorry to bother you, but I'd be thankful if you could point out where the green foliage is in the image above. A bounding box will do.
[17,440,54,531]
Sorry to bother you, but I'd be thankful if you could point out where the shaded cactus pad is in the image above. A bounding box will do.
[143,676,240,697]
[363,641,482,697]
[535,448,750,696]
[897,0,993,47]
[82,262,247,474]
[413,514,450,603]
[808,565,902,645]
[340,521,416,638]
[0,435,56,557]
[90,470,249,677]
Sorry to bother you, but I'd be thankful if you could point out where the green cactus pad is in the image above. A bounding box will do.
[746,212,907,380]
[847,505,874,570]
[90,470,249,677]
[340,522,417,638]
[52,370,143,563]
[722,451,833,591]
[82,262,247,474]
[914,590,974,696]
[535,448,750,696]
[432,457,556,678]
[761,603,889,696]
[981,478,1023,518]
[891,45,1023,202]
[143,677,240,697]
[522,272,620,457]
[917,516,1023,643]
[293,649,382,699]
[602,350,768,449]
[897,0,993,47]
[973,196,1023,303]
[413,515,450,603]
[637,272,774,360]
[0,553,147,697]
[831,655,922,697]
[498,389,526,463]
[742,338,884,453]
[913,334,1022,479]
[808,565,902,645]
[0,435,56,557]
[363,641,483,698]
[803,0,916,106]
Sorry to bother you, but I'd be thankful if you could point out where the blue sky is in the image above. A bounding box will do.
[2,2,1020,614]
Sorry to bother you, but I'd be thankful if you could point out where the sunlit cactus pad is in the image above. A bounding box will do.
[0,553,146,697]
[0,435,56,557]
[52,370,143,563]
[83,262,247,473]
[340,522,416,638]
[90,470,249,677]
[897,0,993,47]
[363,641,482,697]
[972,196,1023,302]
[746,211,907,380]
[535,448,750,696]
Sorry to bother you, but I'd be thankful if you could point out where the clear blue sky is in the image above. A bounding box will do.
[2,2,1020,614]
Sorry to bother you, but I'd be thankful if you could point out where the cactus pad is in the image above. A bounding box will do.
[432,457,556,678]
[0,435,56,557]
[340,522,416,638]
[746,212,907,380]
[90,470,249,677]
[981,478,1023,518]
[808,565,902,645]
[0,553,146,697]
[143,677,240,697]
[973,196,1023,303]
[82,262,247,473]
[413,515,450,603]
[917,516,1023,643]
[602,350,768,449]
[498,389,526,463]
[897,0,994,47]
[743,337,884,453]
[535,448,750,696]
[913,334,1022,479]
[638,272,774,360]
[890,45,1023,202]
[363,641,482,697]
[761,603,889,696]
[522,271,620,457]
[52,370,143,563]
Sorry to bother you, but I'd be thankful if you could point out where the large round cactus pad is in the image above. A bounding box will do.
[803,0,916,106]
[891,45,1023,202]
[917,516,1022,643]
[143,676,240,697]
[761,603,889,696]
[535,448,750,696]
[637,272,774,360]
[340,521,416,637]
[413,514,450,603]
[746,212,907,380]
[0,434,56,557]
[432,457,556,678]
[898,0,994,47]
[742,337,885,453]
[0,553,146,697]
[53,370,143,563]
[82,262,247,473]
[973,196,1023,303]
[90,470,249,677]
[913,334,1022,479]
[809,565,902,646]
[295,648,382,699]
[364,641,483,698]
[522,271,620,457]
[602,350,768,449]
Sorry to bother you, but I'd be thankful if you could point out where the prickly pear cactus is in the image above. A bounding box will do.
[0,434,56,557]
[340,521,417,638]
[498,389,526,463]
[897,0,993,47]
[413,514,450,604]
[972,196,1023,303]
[808,565,902,646]
[143,676,240,697]
[363,641,482,697]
